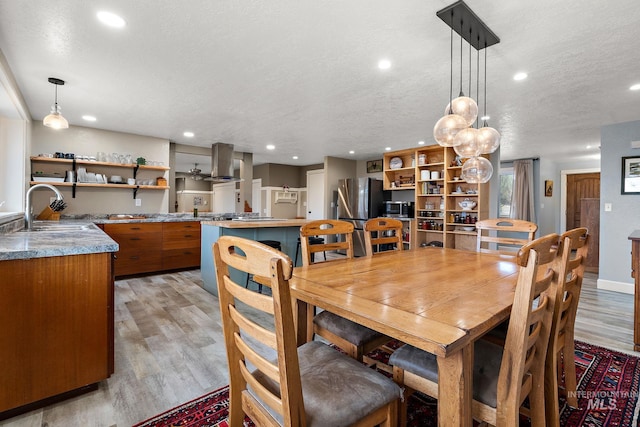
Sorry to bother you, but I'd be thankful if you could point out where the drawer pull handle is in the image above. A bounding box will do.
[130,227,141,230]
[130,256,139,260]
[184,234,193,238]
[130,237,141,241]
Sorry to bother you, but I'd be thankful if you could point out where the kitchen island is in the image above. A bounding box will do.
[0,221,118,417]
[201,218,309,295]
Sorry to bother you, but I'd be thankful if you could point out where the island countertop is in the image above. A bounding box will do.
[203,218,309,228]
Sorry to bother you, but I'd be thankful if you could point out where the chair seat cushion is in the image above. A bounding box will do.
[389,339,502,408]
[313,310,384,346]
[251,341,401,426]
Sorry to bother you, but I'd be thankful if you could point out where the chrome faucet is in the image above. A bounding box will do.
[25,184,64,230]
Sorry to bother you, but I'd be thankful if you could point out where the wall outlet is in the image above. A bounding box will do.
[605,203,612,212]
[135,198,142,207]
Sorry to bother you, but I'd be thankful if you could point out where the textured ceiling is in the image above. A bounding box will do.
[1,0,638,170]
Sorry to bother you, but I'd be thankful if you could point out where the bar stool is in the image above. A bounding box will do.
[294,236,326,266]
[246,240,281,293]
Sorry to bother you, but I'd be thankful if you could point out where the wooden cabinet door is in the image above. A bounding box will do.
[162,222,201,270]
[0,253,113,412]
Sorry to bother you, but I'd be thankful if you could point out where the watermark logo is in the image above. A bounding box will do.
[568,391,638,411]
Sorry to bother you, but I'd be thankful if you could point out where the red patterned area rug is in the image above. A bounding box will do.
[133,341,640,427]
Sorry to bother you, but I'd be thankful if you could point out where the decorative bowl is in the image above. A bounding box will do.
[458,198,477,211]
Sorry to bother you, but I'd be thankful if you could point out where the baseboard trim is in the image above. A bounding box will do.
[597,278,634,295]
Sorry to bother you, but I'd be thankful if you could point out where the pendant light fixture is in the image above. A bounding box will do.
[433,27,468,147]
[435,1,500,183]
[43,77,69,129]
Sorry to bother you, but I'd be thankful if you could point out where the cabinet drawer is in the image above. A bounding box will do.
[162,248,201,270]
[114,250,162,276]
[163,222,201,250]
[104,222,163,236]
[108,232,162,249]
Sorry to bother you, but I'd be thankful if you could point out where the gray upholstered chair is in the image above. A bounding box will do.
[389,233,562,427]
[300,219,392,362]
[214,236,400,426]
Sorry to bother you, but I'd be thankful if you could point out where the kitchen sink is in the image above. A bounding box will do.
[24,223,94,232]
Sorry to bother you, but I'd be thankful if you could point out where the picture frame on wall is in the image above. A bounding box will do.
[367,159,383,173]
[622,156,640,194]
[545,180,553,197]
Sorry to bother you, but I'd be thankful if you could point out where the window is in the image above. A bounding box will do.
[499,167,514,218]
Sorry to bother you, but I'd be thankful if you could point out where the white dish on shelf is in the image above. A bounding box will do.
[461,226,475,232]
[389,157,403,169]
[33,177,64,182]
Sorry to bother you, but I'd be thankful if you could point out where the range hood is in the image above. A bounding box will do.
[205,143,241,182]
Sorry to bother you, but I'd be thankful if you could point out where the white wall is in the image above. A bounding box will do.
[30,123,170,215]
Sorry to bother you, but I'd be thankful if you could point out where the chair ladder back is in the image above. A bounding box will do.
[213,236,305,427]
[364,217,404,257]
[300,219,354,266]
[476,218,538,256]
[497,232,560,426]
[544,228,589,424]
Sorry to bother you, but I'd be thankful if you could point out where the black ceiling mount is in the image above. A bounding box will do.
[436,0,499,50]
[48,77,65,85]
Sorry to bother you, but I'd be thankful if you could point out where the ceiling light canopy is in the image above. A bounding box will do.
[43,77,68,130]
[433,0,501,183]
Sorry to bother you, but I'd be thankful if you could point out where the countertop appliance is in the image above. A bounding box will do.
[383,201,414,218]
[337,177,383,257]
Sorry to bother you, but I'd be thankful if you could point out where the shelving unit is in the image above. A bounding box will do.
[383,145,490,251]
[30,156,170,198]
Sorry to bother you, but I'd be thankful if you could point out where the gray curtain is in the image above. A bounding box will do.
[511,159,536,222]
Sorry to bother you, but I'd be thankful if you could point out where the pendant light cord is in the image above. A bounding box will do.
[476,38,480,128]
[468,29,472,99]
[459,22,463,96]
[449,26,453,113]
[483,44,488,127]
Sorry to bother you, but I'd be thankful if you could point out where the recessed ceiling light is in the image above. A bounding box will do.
[378,59,392,70]
[183,131,194,137]
[385,147,391,151]
[292,156,298,160]
[480,115,490,121]
[349,150,355,154]
[418,141,425,145]
[82,115,96,122]
[513,72,528,81]
[630,83,640,91]
[266,144,275,150]
[97,11,126,28]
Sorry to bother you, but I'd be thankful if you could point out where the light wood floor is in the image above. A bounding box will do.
[0,270,635,427]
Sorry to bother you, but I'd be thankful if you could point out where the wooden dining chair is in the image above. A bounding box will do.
[300,219,391,362]
[363,217,404,257]
[213,236,400,427]
[544,227,589,427]
[389,233,561,427]
[476,218,538,256]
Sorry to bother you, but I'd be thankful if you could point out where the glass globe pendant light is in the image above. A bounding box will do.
[43,77,69,130]
[461,156,493,183]
[453,127,480,157]
[445,33,478,127]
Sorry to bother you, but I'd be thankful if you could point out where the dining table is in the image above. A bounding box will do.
[289,247,520,427]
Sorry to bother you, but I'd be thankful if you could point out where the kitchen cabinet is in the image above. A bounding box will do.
[384,145,489,250]
[104,223,163,276]
[162,222,201,270]
[0,252,114,414]
[103,221,201,277]
[30,156,169,199]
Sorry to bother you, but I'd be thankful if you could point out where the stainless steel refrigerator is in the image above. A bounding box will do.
[337,178,384,257]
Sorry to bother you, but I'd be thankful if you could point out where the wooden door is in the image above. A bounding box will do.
[580,198,600,273]
[566,173,600,230]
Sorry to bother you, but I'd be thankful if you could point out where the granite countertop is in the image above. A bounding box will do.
[203,218,309,228]
[0,221,119,261]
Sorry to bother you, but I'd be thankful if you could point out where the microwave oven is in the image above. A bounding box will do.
[383,201,414,218]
